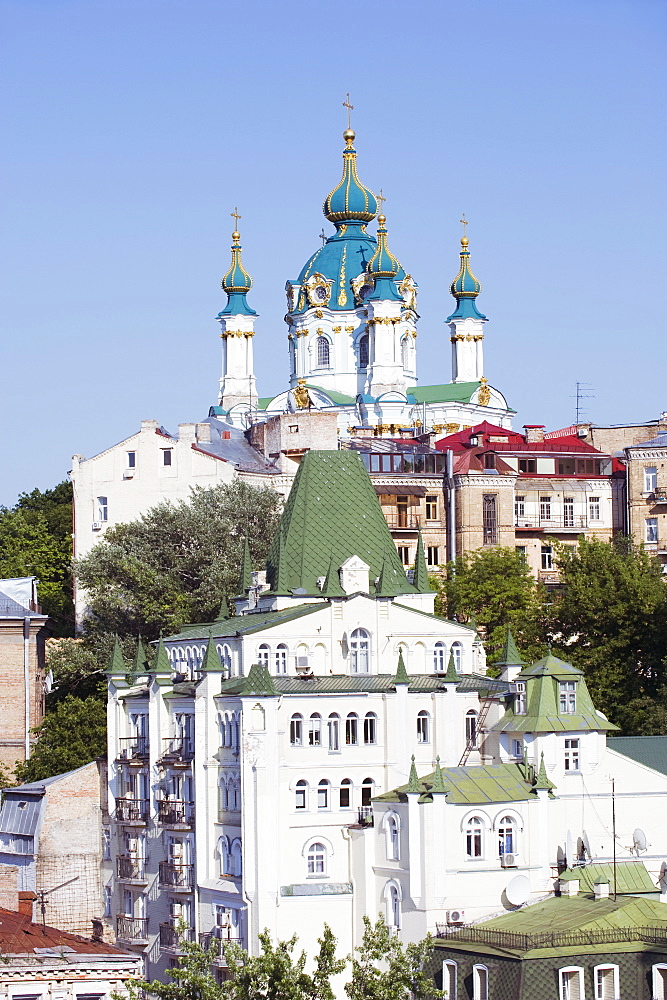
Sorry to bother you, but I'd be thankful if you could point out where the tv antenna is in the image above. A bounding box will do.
[36,876,79,932]
[572,382,595,424]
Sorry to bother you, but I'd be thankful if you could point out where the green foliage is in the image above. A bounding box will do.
[0,481,74,635]
[124,931,224,1000]
[76,481,282,644]
[435,548,547,667]
[45,638,107,705]
[345,915,443,1000]
[14,695,107,783]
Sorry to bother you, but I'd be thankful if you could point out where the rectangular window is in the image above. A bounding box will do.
[594,964,619,999]
[97,496,108,522]
[541,545,553,570]
[519,458,536,473]
[559,967,583,999]
[482,494,497,545]
[646,517,658,543]
[564,738,580,771]
[425,495,438,520]
[515,682,527,715]
[513,739,524,758]
[472,964,488,1000]
[588,496,600,521]
[127,451,136,469]
[653,964,667,999]
[295,784,306,810]
[514,495,525,521]
[427,546,439,566]
[645,466,658,492]
[515,545,526,559]
[363,715,377,745]
[162,449,172,466]
[539,495,552,521]
[559,681,577,714]
[563,497,574,527]
[397,545,410,565]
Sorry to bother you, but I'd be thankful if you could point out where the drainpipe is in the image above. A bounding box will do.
[625,458,630,537]
[446,450,456,572]
[23,617,31,759]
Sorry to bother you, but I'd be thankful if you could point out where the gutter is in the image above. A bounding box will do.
[23,617,31,759]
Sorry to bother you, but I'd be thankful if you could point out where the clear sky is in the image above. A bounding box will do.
[1,0,665,505]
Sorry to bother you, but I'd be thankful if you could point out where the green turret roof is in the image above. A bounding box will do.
[393,649,410,686]
[495,625,524,668]
[238,662,278,697]
[133,638,150,677]
[152,637,172,675]
[320,555,346,597]
[534,752,556,791]
[376,555,408,597]
[215,598,229,621]
[238,538,253,595]
[266,450,415,596]
[444,649,460,685]
[412,531,431,594]
[407,755,421,793]
[201,633,223,672]
[107,637,126,677]
[431,756,447,794]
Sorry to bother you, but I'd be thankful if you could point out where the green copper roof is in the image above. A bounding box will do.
[152,637,172,675]
[237,662,278,697]
[133,638,149,677]
[443,649,460,685]
[409,382,483,405]
[492,652,618,733]
[608,736,667,775]
[107,636,126,677]
[534,751,556,791]
[216,671,509,698]
[200,633,223,672]
[215,598,229,621]
[431,756,446,793]
[407,756,421,793]
[266,450,415,596]
[393,649,409,685]
[238,538,253,595]
[303,385,356,406]
[380,762,537,805]
[162,602,325,642]
[412,531,431,594]
[495,626,524,668]
[323,133,378,224]
[559,862,656,896]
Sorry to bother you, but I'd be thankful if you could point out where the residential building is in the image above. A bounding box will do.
[624,431,667,570]
[0,577,51,774]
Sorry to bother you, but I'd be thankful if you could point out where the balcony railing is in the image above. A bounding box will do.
[116,915,149,942]
[514,515,588,530]
[435,923,667,951]
[158,862,194,889]
[357,805,374,827]
[117,736,149,762]
[199,930,242,961]
[159,922,195,951]
[160,737,195,763]
[384,514,421,531]
[116,856,147,881]
[157,799,195,827]
[115,798,149,823]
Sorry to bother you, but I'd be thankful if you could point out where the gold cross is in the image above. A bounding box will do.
[343,92,354,129]
[319,228,327,245]
[460,213,468,237]
[231,207,242,228]
[376,189,386,215]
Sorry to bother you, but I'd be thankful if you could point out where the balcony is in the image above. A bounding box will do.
[199,930,242,964]
[158,861,194,890]
[514,515,588,533]
[115,798,149,824]
[116,736,149,763]
[384,513,421,532]
[116,915,148,943]
[159,737,195,765]
[157,799,195,828]
[159,922,195,952]
[116,856,147,883]
[357,805,374,827]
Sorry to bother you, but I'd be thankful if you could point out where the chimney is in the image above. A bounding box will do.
[178,423,197,443]
[0,866,19,911]
[594,881,610,900]
[559,878,579,897]
[18,891,36,918]
[523,425,545,444]
[140,419,160,432]
[91,918,104,942]
[196,422,212,443]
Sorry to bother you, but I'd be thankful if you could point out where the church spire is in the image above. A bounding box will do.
[216,216,258,424]
[446,221,487,384]
[368,213,403,302]
[219,213,256,317]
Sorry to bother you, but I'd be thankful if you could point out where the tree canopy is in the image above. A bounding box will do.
[14,695,107,784]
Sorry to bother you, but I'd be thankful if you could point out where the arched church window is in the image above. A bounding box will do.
[317,337,330,367]
[401,337,410,370]
[359,335,369,369]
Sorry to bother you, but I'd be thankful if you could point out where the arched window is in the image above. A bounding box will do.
[386,815,400,861]
[359,334,369,369]
[558,968,584,1000]
[452,642,463,673]
[433,642,446,672]
[339,778,352,809]
[231,839,242,877]
[328,714,340,751]
[466,816,484,859]
[233,779,241,811]
[317,337,330,367]
[417,710,430,744]
[364,712,377,745]
[346,713,358,746]
[442,961,457,1000]
[318,779,330,809]
[218,836,231,877]
[295,779,308,810]
[594,964,619,999]
[385,882,401,929]
[498,816,516,857]
[401,337,410,370]
[307,841,326,876]
[350,628,370,674]
[221,645,232,677]
[257,644,270,668]
[290,714,303,746]
[472,965,488,1000]
[275,644,288,675]
[466,710,478,748]
[219,778,227,815]
[361,777,374,806]
[308,713,322,747]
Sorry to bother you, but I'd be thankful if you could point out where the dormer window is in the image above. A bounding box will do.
[515,682,527,715]
[559,681,576,714]
[469,434,479,446]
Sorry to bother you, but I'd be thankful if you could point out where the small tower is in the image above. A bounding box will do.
[447,226,487,383]
[365,213,409,397]
[217,218,258,426]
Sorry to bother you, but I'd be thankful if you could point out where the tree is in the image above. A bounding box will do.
[76,481,282,645]
[14,695,107,783]
[436,548,548,667]
[44,638,107,705]
[345,916,443,1000]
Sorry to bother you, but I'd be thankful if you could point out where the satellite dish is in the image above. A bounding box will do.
[506,875,531,907]
[633,828,648,853]
[581,830,592,861]
[566,831,575,868]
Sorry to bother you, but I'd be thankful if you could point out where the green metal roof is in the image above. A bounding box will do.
[217,671,509,698]
[608,736,667,776]
[162,602,325,642]
[409,382,481,404]
[559,862,656,896]
[303,384,356,406]
[379,761,537,805]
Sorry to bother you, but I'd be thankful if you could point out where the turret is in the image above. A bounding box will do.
[217,218,258,426]
[447,226,487,383]
[365,213,409,397]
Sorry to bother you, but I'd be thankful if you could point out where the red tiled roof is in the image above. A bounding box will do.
[0,908,128,956]
[435,422,609,457]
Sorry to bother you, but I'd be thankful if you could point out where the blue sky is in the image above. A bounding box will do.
[1,0,665,505]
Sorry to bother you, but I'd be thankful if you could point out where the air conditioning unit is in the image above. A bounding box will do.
[295,657,310,673]
[446,909,465,925]
[501,853,517,868]
[92,521,103,531]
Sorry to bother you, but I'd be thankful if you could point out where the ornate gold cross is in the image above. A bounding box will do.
[231,207,242,228]
[376,189,386,215]
[460,212,468,237]
[343,92,354,129]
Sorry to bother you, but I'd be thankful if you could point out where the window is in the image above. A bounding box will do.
[433,642,446,672]
[466,816,483,858]
[483,452,496,470]
[564,496,574,527]
[361,777,374,806]
[339,778,352,809]
[346,713,358,745]
[560,681,577,713]
[451,642,463,673]
[350,628,370,673]
[104,885,112,918]
[512,738,524,758]
[290,714,303,746]
[401,337,410,370]
[472,965,488,1000]
[359,334,369,368]
[515,681,527,715]
[515,545,526,559]
[541,545,553,570]
[307,841,326,876]
[231,840,242,877]
[426,495,438,520]
[564,738,580,771]
[482,494,497,545]
[427,546,439,566]
[442,961,457,1000]
[594,964,619,999]
[127,451,136,468]
[386,815,400,861]
[514,495,525,521]
[388,883,401,929]
[417,710,430,743]
[295,780,307,810]
[465,710,478,748]
[559,967,584,1000]
[327,714,340,751]
[96,496,108,522]
[646,517,658,543]
[308,714,322,746]
[318,780,330,809]
[653,964,667,1000]
[218,836,231,876]
[645,466,658,492]
[539,495,552,520]
[275,644,288,674]
[257,644,270,668]
[498,816,516,856]
[519,458,536,473]
[397,545,410,565]
[589,496,601,521]
[317,337,330,367]
[363,712,377,745]
[162,449,172,466]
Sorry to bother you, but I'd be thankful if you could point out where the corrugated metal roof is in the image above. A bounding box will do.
[559,861,656,895]
[162,602,325,642]
[217,672,509,698]
[0,907,134,956]
[381,762,535,805]
[0,793,43,837]
[608,736,667,775]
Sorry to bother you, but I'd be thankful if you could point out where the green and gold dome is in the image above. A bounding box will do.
[218,226,256,317]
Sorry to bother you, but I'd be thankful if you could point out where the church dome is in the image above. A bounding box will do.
[221,230,252,294]
[323,130,378,223]
[367,215,400,278]
[447,235,487,321]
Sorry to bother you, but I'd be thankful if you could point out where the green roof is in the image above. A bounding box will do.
[304,384,356,405]
[162,603,325,641]
[559,862,656,896]
[409,382,481,405]
[494,626,524,668]
[379,761,537,805]
[256,397,273,410]
[217,671,509,698]
[608,736,667,776]
[266,450,415,596]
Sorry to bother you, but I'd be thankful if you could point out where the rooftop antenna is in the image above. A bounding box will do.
[36,876,80,933]
[572,381,595,424]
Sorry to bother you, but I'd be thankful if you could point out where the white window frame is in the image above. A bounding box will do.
[646,517,658,543]
[593,963,619,999]
[417,710,430,744]
[385,813,400,861]
[275,644,288,674]
[295,780,308,810]
[514,495,525,521]
[442,960,457,1000]
[645,466,658,492]
[308,713,322,746]
[427,545,439,566]
[316,336,330,368]
[564,738,580,772]
[652,963,667,999]
[257,644,270,668]
[452,641,463,672]
[559,966,584,1000]
[466,816,484,859]
[515,681,527,715]
[539,495,552,521]
[346,713,358,746]
[434,642,446,672]
[350,628,370,674]
[465,710,478,748]
[126,450,136,469]
[96,496,108,522]
[317,779,330,810]
[541,544,553,570]
[497,815,516,857]
[363,712,377,745]
[588,496,601,521]
[328,714,340,752]
[307,841,327,877]
[290,714,303,746]
[472,964,488,1000]
[560,680,577,714]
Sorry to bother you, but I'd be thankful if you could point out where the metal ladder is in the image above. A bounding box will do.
[458,694,495,766]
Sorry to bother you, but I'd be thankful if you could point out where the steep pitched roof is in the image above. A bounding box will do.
[412,531,431,593]
[265,450,414,596]
[494,626,524,668]
[379,761,537,805]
